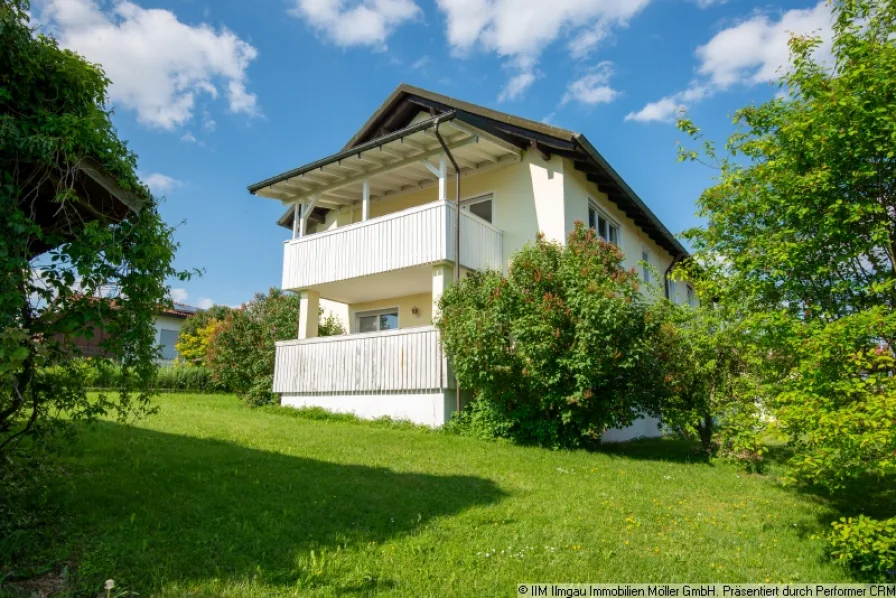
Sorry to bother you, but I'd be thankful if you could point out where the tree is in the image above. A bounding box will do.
[207,289,344,406]
[437,223,669,449]
[678,0,896,576]
[175,305,233,366]
[656,296,765,463]
[0,1,187,455]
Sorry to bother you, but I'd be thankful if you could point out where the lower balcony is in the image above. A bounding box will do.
[273,326,458,426]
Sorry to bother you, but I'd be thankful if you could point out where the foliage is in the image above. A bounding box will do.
[678,0,896,320]
[207,289,344,406]
[656,298,766,465]
[77,358,228,393]
[175,318,225,367]
[677,0,896,574]
[443,396,514,441]
[765,309,896,490]
[828,516,896,578]
[0,0,188,457]
[437,223,669,448]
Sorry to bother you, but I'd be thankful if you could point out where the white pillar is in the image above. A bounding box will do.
[431,263,453,321]
[292,202,300,240]
[297,289,320,340]
[362,179,370,221]
[438,156,447,202]
[296,201,305,240]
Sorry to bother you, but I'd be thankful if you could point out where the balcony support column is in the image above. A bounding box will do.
[362,179,370,221]
[431,263,453,322]
[438,156,447,202]
[297,289,320,340]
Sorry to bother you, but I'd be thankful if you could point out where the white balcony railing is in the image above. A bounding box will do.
[282,201,503,290]
[273,326,450,393]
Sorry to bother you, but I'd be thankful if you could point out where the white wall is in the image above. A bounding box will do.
[154,314,185,363]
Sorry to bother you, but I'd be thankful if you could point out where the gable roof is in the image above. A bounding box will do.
[252,84,687,258]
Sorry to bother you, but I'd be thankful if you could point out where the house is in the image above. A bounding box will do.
[65,301,199,365]
[248,84,689,436]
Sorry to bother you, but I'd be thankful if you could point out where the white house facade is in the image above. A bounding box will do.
[248,85,690,438]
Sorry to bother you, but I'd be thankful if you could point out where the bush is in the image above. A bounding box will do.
[437,223,669,449]
[80,358,227,393]
[208,289,344,406]
[828,515,896,579]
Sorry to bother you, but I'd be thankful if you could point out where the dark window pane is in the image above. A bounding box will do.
[598,215,608,241]
[608,225,619,245]
[358,316,378,333]
[588,207,597,229]
[468,200,492,223]
[159,329,179,360]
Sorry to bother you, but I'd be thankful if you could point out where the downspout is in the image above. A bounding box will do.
[433,116,462,413]
[664,255,680,300]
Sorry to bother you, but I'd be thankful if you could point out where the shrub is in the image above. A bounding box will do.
[437,223,669,449]
[207,289,344,406]
[828,516,896,579]
[80,358,226,393]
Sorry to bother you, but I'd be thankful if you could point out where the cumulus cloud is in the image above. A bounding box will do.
[143,173,181,194]
[626,2,832,123]
[196,298,215,309]
[561,61,620,106]
[290,0,421,48]
[37,0,259,130]
[169,288,189,303]
[435,0,651,102]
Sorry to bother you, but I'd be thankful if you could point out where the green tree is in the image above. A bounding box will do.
[678,0,896,575]
[0,0,188,455]
[175,305,233,366]
[437,223,669,449]
[208,289,344,406]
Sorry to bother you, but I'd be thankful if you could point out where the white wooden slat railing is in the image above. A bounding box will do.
[273,326,450,393]
[282,201,503,290]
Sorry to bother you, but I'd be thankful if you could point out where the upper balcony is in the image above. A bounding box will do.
[249,112,522,293]
[282,200,503,291]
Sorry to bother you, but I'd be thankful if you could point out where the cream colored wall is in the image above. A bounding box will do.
[315,151,567,273]
[562,160,688,303]
[348,293,432,332]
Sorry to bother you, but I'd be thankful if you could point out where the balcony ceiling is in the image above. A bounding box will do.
[252,117,521,211]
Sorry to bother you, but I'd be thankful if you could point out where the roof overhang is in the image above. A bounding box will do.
[249,84,687,258]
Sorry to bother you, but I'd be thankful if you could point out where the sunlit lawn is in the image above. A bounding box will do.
[5,393,856,597]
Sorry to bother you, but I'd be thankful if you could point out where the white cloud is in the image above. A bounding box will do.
[290,0,421,48]
[696,2,831,89]
[38,0,259,130]
[435,0,651,101]
[411,55,431,70]
[196,297,215,309]
[143,173,181,194]
[180,132,198,143]
[170,288,189,303]
[625,84,710,123]
[692,0,726,7]
[561,61,619,106]
[627,2,832,123]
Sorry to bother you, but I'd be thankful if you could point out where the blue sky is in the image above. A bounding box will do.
[34,0,832,308]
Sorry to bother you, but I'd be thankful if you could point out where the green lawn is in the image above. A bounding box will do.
[5,394,856,597]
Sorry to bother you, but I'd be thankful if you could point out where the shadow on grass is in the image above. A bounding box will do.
[596,437,711,465]
[37,421,506,595]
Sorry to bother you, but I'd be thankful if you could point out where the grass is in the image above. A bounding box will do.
[2,393,857,597]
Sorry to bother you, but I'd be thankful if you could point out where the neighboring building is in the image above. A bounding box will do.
[248,84,689,435]
[66,301,199,365]
[153,303,199,364]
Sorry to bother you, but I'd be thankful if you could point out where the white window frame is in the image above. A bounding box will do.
[159,328,180,360]
[687,285,697,307]
[354,307,400,334]
[587,199,620,246]
[460,193,495,225]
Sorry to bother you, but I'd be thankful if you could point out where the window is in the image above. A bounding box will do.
[587,201,619,245]
[356,308,399,333]
[641,251,651,283]
[687,285,697,307]
[461,194,493,224]
[159,328,180,360]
